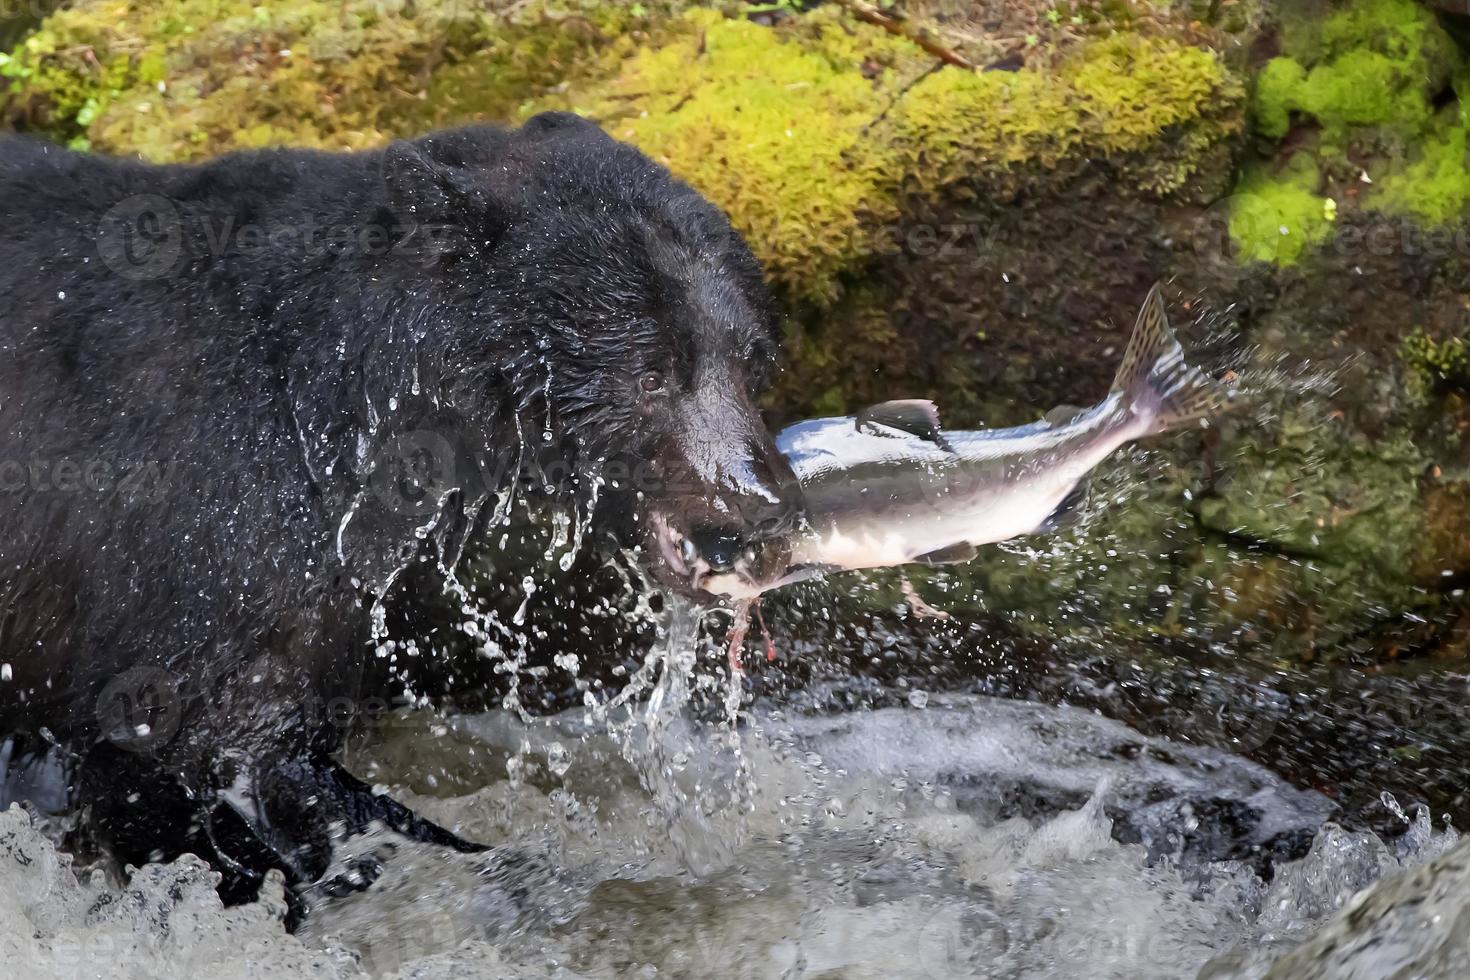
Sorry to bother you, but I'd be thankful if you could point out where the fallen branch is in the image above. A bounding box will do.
[861,59,942,134]
[829,0,977,72]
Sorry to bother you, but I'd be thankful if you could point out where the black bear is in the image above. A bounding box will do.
[0,112,802,908]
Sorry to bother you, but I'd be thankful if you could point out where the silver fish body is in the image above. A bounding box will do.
[778,392,1143,574]
[704,284,1230,599]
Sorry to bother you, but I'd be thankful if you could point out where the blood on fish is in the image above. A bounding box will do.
[726,599,752,673]
[725,598,776,673]
[753,600,777,661]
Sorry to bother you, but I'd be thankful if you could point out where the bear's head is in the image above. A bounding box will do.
[380,113,804,598]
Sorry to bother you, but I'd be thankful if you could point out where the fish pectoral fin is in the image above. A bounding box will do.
[913,542,978,566]
[856,399,952,449]
[1035,481,1089,534]
[1043,403,1086,426]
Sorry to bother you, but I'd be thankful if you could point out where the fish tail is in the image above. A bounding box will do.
[1110,283,1231,433]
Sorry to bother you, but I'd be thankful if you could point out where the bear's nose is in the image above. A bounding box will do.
[688,528,749,573]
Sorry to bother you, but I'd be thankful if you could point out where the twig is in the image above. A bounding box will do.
[829,0,976,72]
[862,59,941,134]
[900,575,951,620]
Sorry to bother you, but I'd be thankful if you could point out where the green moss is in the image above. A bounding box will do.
[1249,56,1305,140]
[1229,156,1332,265]
[1372,122,1470,225]
[885,33,1235,191]
[1236,0,1470,264]
[1068,36,1230,144]
[381,4,703,137]
[1251,0,1452,143]
[540,15,1236,303]
[1307,0,1452,65]
[1263,12,1453,141]
[1400,327,1470,400]
[5,2,1240,306]
[1,0,688,159]
[1299,47,1434,135]
[531,9,912,305]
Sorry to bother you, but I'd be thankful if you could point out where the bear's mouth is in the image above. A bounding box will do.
[646,511,768,600]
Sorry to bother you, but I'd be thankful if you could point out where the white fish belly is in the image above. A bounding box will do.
[794,479,1068,571]
[794,427,1136,573]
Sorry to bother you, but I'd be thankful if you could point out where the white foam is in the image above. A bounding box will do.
[2,692,1459,978]
[0,805,363,978]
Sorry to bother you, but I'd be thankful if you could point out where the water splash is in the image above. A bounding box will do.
[5,686,1466,978]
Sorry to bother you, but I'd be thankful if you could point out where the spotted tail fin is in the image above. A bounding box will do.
[1111,283,1231,433]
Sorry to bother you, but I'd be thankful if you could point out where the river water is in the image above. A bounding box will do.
[2,599,1466,979]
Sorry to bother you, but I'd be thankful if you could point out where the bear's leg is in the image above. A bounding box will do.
[81,685,486,919]
[71,740,287,905]
[207,746,488,922]
[246,751,486,880]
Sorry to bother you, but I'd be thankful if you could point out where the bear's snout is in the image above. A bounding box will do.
[640,392,804,598]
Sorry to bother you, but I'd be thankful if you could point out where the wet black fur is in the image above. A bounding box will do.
[0,113,795,908]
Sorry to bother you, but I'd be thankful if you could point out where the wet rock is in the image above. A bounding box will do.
[1234,833,1470,978]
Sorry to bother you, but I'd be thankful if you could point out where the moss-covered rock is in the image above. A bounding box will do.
[1229,154,1335,266]
[1401,326,1470,400]
[0,1,692,156]
[549,12,1234,297]
[1231,0,1470,261]
[1250,0,1457,141]
[1158,0,1470,663]
[2,1,1242,307]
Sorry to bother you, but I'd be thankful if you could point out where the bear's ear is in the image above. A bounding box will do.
[382,139,508,259]
[518,110,602,141]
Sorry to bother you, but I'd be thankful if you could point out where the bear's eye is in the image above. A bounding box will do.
[639,371,666,394]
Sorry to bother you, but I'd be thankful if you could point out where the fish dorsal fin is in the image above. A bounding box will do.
[856,400,950,448]
[1044,403,1086,426]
